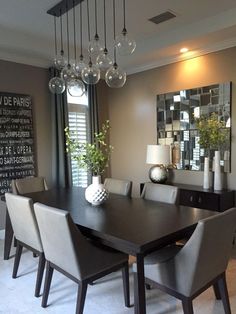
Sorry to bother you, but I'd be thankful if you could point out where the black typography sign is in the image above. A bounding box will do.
[0,92,35,195]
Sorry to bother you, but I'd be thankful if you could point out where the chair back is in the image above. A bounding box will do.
[174,207,236,296]
[5,193,43,252]
[104,178,132,197]
[34,203,96,280]
[11,177,48,195]
[141,182,178,204]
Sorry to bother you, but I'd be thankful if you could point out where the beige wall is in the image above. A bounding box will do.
[0,59,51,229]
[107,47,236,197]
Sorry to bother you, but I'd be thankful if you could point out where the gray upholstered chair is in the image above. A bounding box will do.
[141,182,178,204]
[11,176,48,195]
[133,208,236,314]
[34,203,130,314]
[5,193,45,298]
[104,178,132,197]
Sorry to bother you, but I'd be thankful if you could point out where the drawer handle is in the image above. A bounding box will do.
[198,197,202,203]
[190,196,193,202]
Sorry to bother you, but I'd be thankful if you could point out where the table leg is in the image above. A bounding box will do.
[134,254,146,314]
[4,209,13,260]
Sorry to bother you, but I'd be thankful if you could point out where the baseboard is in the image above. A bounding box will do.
[0,229,5,240]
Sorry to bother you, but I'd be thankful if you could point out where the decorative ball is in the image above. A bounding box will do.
[149,166,168,184]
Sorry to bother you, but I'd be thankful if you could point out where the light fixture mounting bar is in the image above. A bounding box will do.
[47,0,85,17]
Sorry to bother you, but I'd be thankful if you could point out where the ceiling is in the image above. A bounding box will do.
[1,0,236,74]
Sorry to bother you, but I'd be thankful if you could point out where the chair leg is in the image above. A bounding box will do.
[182,298,194,314]
[213,282,221,300]
[42,261,54,308]
[217,273,231,314]
[35,253,46,298]
[122,262,130,307]
[75,281,88,314]
[12,242,23,278]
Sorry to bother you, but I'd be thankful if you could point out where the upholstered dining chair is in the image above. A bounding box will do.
[34,203,130,314]
[5,193,45,298]
[133,207,236,314]
[11,176,48,195]
[141,182,179,204]
[104,178,132,197]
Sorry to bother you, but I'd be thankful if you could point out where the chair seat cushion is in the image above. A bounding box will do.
[132,244,182,272]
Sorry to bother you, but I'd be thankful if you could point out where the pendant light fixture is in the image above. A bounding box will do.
[88,0,104,55]
[115,0,136,56]
[53,11,66,70]
[96,0,112,72]
[61,1,77,84]
[49,14,66,94]
[48,0,135,92]
[74,0,86,76]
[105,0,126,88]
[68,1,85,96]
[81,0,100,85]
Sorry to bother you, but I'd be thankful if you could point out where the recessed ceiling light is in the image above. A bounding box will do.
[180,47,189,53]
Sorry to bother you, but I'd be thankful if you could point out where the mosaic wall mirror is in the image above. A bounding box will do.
[156,82,231,172]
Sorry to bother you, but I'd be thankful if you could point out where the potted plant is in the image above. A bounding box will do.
[195,113,228,190]
[65,120,113,205]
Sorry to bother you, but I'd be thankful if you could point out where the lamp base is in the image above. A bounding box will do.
[149,165,168,184]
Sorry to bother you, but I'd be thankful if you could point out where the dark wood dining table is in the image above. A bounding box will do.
[3,187,217,314]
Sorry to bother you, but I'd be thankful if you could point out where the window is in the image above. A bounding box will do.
[67,92,89,187]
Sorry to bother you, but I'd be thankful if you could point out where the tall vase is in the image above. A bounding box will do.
[203,157,210,189]
[85,175,109,206]
[214,151,222,191]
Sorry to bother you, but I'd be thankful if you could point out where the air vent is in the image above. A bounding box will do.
[149,11,176,25]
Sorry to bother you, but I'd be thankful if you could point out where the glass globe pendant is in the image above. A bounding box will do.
[67,78,85,97]
[96,48,113,72]
[49,77,65,94]
[116,29,136,56]
[74,55,86,76]
[105,62,126,88]
[81,60,100,85]
[53,51,66,70]
[61,64,76,83]
[88,34,104,55]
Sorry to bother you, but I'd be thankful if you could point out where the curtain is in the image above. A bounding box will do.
[50,67,72,188]
[87,84,99,142]
[87,84,100,182]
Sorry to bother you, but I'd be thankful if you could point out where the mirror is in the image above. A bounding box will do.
[156,82,231,172]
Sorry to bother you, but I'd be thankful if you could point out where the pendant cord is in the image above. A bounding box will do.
[80,1,83,59]
[87,0,92,62]
[113,0,117,64]
[60,10,64,54]
[95,0,98,36]
[54,15,58,55]
[66,0,70,64]
[103,0,107,50]
[123,0,126,31]
[87,0,91,42]
[73,0,77,60]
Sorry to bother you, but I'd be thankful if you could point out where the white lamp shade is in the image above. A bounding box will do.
[146,145,170,165]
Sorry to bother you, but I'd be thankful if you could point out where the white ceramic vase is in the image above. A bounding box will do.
[85,175,109,206]
[214,150,222,191]
[203,157,210,189]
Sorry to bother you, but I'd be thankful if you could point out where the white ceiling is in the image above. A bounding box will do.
[1,0,236,74]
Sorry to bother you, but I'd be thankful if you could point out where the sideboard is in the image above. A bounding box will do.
[140,183,234,212]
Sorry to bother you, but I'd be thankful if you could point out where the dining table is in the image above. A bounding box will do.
[3,187,217,314]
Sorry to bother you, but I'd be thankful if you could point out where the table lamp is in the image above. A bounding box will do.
[146,145,171,183]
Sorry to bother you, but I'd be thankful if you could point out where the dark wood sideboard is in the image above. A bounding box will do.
[140,183,235,212]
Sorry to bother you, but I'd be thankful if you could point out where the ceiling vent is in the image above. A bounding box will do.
[149,11,176,25]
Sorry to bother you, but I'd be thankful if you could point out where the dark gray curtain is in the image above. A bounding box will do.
[87,84,100,183]
[87,84,99,143]
[50,67,72,188]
